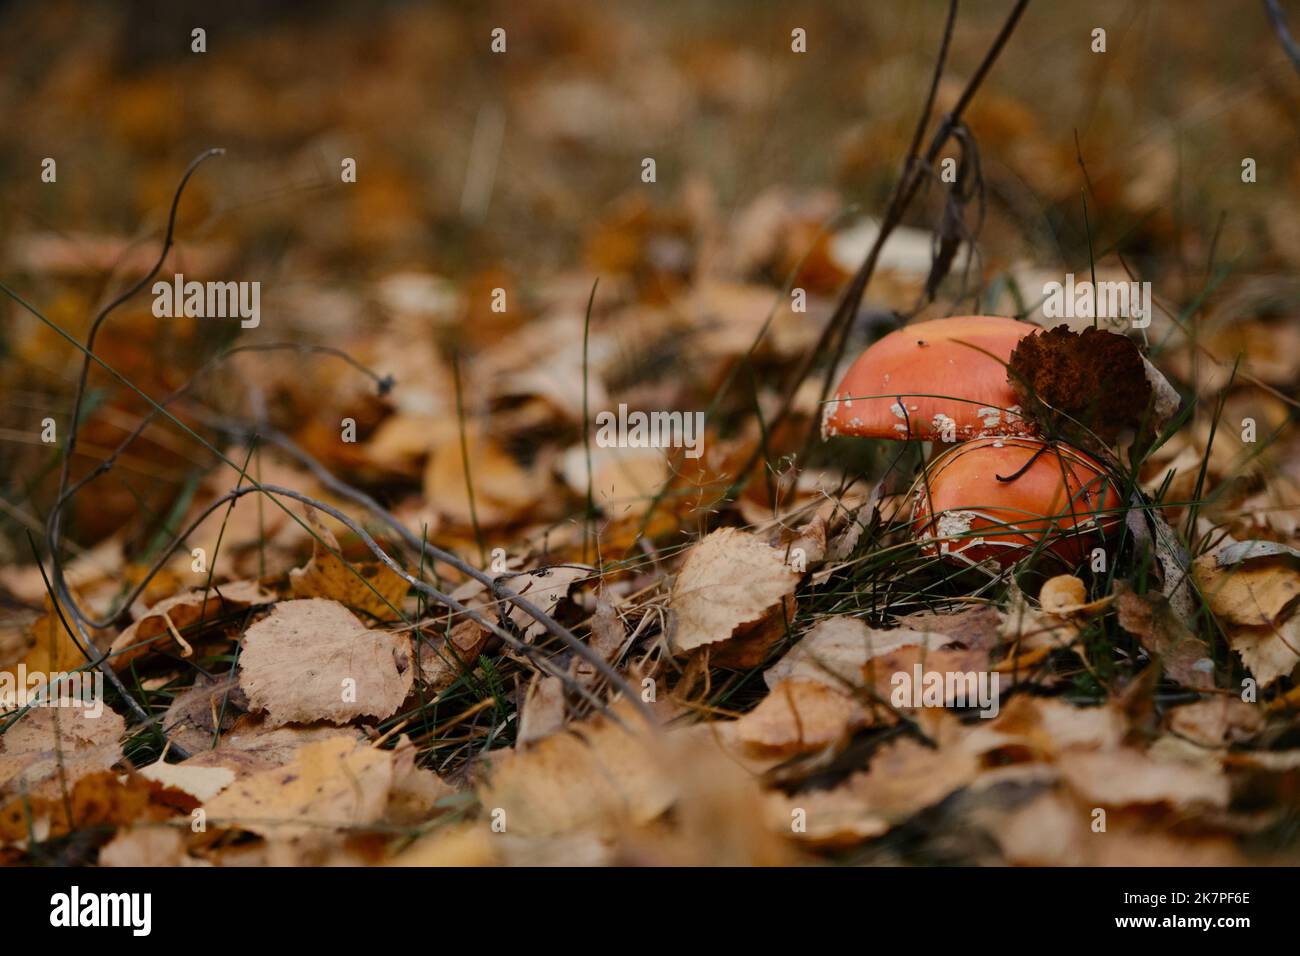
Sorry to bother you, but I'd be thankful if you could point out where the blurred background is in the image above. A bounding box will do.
[1,0,1297,568]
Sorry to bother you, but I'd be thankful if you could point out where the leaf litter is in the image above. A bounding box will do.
[2,2,1300,869]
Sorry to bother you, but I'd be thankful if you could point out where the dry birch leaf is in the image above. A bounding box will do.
[137,760,235,802]
[1194,552,1300,626]
[0,705,126,799]
[238,598,414,727]
[202,735,395,839]
[670,528,800,656]
[735,679,869,755]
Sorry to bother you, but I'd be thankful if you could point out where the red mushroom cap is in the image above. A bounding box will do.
[822,315,1038,442]
[909,436,1124,569]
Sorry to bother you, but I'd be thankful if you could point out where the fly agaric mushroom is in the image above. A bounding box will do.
[909,436,1122,569]
[822,315,1038,443]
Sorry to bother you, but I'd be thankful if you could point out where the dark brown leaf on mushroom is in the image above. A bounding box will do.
[1007,325,1151,446]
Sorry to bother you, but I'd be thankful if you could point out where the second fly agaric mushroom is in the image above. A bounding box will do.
[909,436,1123,569]
[822,315,1039,443]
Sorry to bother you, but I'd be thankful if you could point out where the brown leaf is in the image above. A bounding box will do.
[1167,697,1265,747]
[423,423,539,528]
[0,771,155,844]
[1057,749,1229,808]
[478,704,672,837]
[237,598,414,727]
[1007,325,1152,445]
[1194,552,1300,626]
[416,618,489,691]
[504,565,591,642]
[864,642,995,709]
[109,580,273,670]
[289,506,409,621]
[100,826,192,867]
[202,735,395,839]
[560,444,669,515]
[735,679,870,755]
[1115,588,1214,689]
[181,723,359,777]
[669,528,800,657]
[1230,618,1300,687]
[894,605,1003,652]
[137,760,235,802]
[984,792,1089,865]
[0,538,123,607]
[764,616,929,690]
[517,675,568,746]
[770,736,979,846]
[161,675,244,754]
[0,705,126,800]
[999,582,1082,653]
[574,596,627,686]
[961,695,1128,761]
[386,736,455,825]
[3,593,112,682]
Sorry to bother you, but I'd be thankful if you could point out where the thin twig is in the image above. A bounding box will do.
[736,0,1030,484]
[1264,0,1300,76]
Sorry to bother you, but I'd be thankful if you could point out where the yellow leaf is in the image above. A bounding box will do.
[289,506,408,621]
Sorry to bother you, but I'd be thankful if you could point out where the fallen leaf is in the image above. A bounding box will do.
[99,826,193,867]
[3,593,111,683]
[670,528,800,658]
[202,735,395,839]
[1056,749,1229,808]
[574,596,627,685]
[764,616,930,690]
[560,444,669,515]
[182,724,359,777]
[504,565,591,642]
[864,642,996,709]
[0,537,123,605]
[138,760,235,802]
[237,598,414,727]
[735,679,870,755]
[984,791,1089,865]
[161,675,244,753]
[0,705,126,800]
[386,737,455,825]
[416,618,490,691]
[1141,355,1182,436]
[423,423,539,528]
[517,674,567,746]
[1115,588,1214,689]
[1167,697,1265,747]
[0,770,155,843]
[109,580,273,670]
[1007,325,1152,445]
[1193,546,1300,685]
[999,582,1081,653]
[1194,551,1300,626]
[894,605,1003,652]
[389,821,498,866]
[1230,618,1300,687]
[478,705,672,837]
[289,506,409,621]
[961,695,1128,761]
[1216,539,1300,565]
[770,735,979,846]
